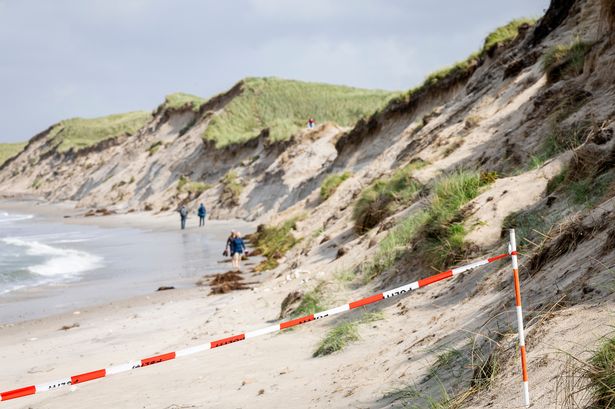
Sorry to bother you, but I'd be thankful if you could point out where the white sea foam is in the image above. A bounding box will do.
[0,213,34,223]
[1,237,103,277]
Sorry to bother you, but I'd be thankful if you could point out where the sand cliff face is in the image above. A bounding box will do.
[1,0,615,406]
[1,1,612,228]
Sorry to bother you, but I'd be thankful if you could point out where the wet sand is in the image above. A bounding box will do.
[0,199,256,323]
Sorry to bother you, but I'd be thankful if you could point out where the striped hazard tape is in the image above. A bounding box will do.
[0,252,512,403]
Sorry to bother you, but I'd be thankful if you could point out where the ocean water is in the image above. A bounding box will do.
[0,210,252,323]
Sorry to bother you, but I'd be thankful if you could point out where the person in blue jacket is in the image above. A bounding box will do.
[228,231,247,271]
[197,203,206,227]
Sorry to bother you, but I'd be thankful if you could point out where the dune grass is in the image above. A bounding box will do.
[313,322,359,357]
[353,161,425,234]
[396,18,536,102]
[220,170,244,206]
[203,77,397,148]
[148,141,163,156]
[482,18,536,52]
[163,92,207,112]
[313,311,384,357]
[362,211,430,281]
[320,171,352,201]
[292,283,325,317]
[559,335,615,408]
[543,39,591,82]
[588,336,615,408]
[420,171,493,269]
[251,217,301,272]
[362,170,494,280]
[0,142,27,166]
[176,175,211,196]
[47,111,151,153]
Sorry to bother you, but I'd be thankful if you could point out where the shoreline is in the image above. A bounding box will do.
[0,198,252,232]
[0,198,257,324]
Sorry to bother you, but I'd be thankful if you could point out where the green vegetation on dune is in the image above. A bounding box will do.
[292,283,325,317]
[420,171,495,269]
[220,170,244,206]
[48,111,152,153]
[0,142,27,166]
[163,92,207,112]
[203,77,397,148]
[589,336,615,408]
[313,311,384,357]
[482,18,536,53]
[390,18,536,109]
[320,171,351,201]
[543,39,591,83]
[353,160,425,234]
[560,335,615,408]
[361,211,430,281]
[250,217,302,272]
[177,175,211,196]
[396,18,536,103]
[313,322,359,357]
[361,171,494,281]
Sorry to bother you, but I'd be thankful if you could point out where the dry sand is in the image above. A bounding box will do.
[0,204,613,409]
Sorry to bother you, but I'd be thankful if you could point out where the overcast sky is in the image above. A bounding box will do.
[0,0,550,142]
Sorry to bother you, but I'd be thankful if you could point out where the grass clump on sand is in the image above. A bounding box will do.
[176,175,211,196]
[251,218,301,272]
[502,207,554,251]
[482,18,536,53]
[353,161,425,234]
[313,311,384,357]
[559,335,615,408]
[203,77,397,148]
[362,170,494,280]
[47,111,151,153]
[220,170,244,206]
[420,171,494,269]
[31,177,43,190]
[320,171,351,201]
[588,336,615,408]
[0,142,26,166]
[543,39,591,83]
[567,172,615,207]
[529,91,593,169]
[427,348,465,381]
[313,322,359,357]
[292,283,325,317]
[362,211,430,281]
[148,140,163,156]
[163,92,207,112]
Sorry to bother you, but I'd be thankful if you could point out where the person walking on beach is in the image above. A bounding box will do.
[229,231,247,271]
[197,203,206,227]
[223,231,235,257]
[178,205,188,230]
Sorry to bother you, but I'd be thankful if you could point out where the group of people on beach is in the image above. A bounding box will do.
[177,203,247,270]
[177,203,207,230]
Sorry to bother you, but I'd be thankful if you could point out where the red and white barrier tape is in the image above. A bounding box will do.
[509,229,530,407]
[0,252,511,402]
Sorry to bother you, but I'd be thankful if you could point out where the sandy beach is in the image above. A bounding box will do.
[1,200,613,409]
[2,1,615,406]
